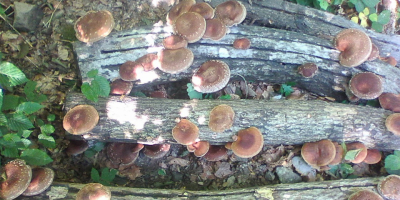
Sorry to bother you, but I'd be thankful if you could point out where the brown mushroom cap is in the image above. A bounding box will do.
[204,145,228,161]
[75,10,115,43]
[110,78,134,95]
[328,142,344,166]
[225,142,232,150]
[22,167,54,196]
[208,104,235,133]
[386,113,400,136]
[119,61,144,81]
[203,18,227,41]
[215,0,247,27]
[143,144,171,159]
[345,142,368,164]
[380,56,397,67]
[136,53,160,71]
[63,105,99,135]
[166,0,196,25]
[367,43,379,61]
[378,175,400,200]
[231,127,264,158]
[172,119,199,145]
[233,38,251,50]
[301,139,336,167]
[187,141,210,157]
[66,139,89,155]
[298,63,318,78]
[106,142,144,167]
[348,190,383,200]
[349,72,383,100]
[158,48,194,74]
[162,35,188,50]
[192,60,231,93]
[0,159,32,200]
[379,93,400,112]
[334,28,372,67]
[173,12,206,43]
[189,2,215,20]
[76,183,111,200]
[363,149,382,164]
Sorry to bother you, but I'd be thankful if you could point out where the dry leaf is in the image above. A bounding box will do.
[168,158,190,167]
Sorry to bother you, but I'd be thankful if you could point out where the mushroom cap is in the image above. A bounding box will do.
[158,48,194,74]
[349,72,383,100]
[379,93,400,112]
[348,190,383,200]
[231,127,264,158]
[345,142,368,164]
[22,167,54,196]
[328,142,344,166]
[363,149,381,164]
[106,142,144,166]
[378,175,400,200]
[334,28,372,67]
[143,144,171,159]
[233,38,251,50]
[386,113,400,136]
[208,104,235,133]
[192,60,231,93]
[215,0,247,27]
[136,53,160,71]
[119,61,144,81]
[381,56,397,67]
[0,159,32,200]
[172,119,199,145]
[166,0,196,25]
[76,183,111,200]
[63,105,99,135]
[225,142,232,150]
[66,139,89,155]
[189,2,215,20]
[203,18,227,41]
[75,10,115,43]
[187,141,210,157]
[298,63,318,78]
[301,139,336,167]
[204,145,228,161]
[162,35,188,50]
[367,43,380,61]
[110,78,134,95]
[173,12,206,43]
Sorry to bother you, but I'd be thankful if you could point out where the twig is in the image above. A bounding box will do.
[43,0,63,28]
[0,14,33,48]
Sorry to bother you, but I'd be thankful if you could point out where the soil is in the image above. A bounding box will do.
[0,0,398,193]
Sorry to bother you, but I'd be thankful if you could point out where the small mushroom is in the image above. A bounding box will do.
[386,113,400,136]
[298,63,318,78]
[158,48,194,74]
[0,159,32,200]
[63,105,99,135]
[225,142,232,150]
[367,43,380,61]
[110,78,134,95]
[203,18,227,41]
[119,61,144,82]
[189,2,215,20]
[334,28,372,67]
[349,72,383,100]
[379,93,400,112]
[231,127,264,158]
[106,142,144,168]
[22,168,54,196]
[208,104,235,133]
[187,141,210,157]
[301,139,336,168]
[363,149,381,164]
[172,119,199,145]
[76,183,111,200]
[328,142,344,166]
[378,175,400,200]
[204,145,228,161]
[173,12,206,43]
[74,10,115,43]
[345,142,368,164]
[233,38,251,50]
[215,0,247,27]
[192,60,231,93]
[348,190,383,200]
[380,56,397,67]
[143,144,171,159]
[66,139,89,155]
[136,53,160,71]
[162,35,188,50]
[166,0,196,25]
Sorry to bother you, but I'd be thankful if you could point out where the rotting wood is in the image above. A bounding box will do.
[65,92,400,150]
[16,176,385,200]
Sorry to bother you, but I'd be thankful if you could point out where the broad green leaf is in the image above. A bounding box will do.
[349,0,358,4]
[91,79,101,96]
[369,13,378,22]
[219,94,231,100]
[3,133,22,143]
[93,142,106,152]
[19,138,32,148]
[84,149,96,158]
[132,91,146,97]
[38,133,56,148]
[340,163,354,178]
[94,76,110,97]
[0,113,7,126]
[333,0,343,5]
[280,84,294,97]
[0,137,16,148]
[40,124,55,134]
[361,0,380,8]
[24,80,47,103]
[91,168,100,182]
[101,168,117,182]
[385,154,400,170]
[394,150,400,157]
[0,62,28,87]
[317,0,329,10]
[47,114,56,122]
[354,1,365,13]
[345,149,362,161]
[7,113,34,132]
[19,130,32,138]
[371,22,383,32]
[87,69,98,78]
[16,102,44,115]
[81,82,98,102]
[20,149,53,166]
[2,95,22,111]
[187,83,203,99]
[0,89,3,110]
[351,16,359,24]
[36,118,45,127]
[362,7,369,15]
[1,147,19,158]
[158,169,166,176]
[378,10,391,25]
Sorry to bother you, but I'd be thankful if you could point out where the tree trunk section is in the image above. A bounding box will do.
[65,93,400,150]
[16,176,385,199]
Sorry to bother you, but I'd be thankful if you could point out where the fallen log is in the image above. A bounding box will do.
[65,92,400,150]
[16,177,385,199]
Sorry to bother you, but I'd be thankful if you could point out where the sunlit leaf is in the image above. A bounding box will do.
[40,124,55,135]
[0,62,28,87]
[7,113,34,132]
[38,133,56,148]
[369,13,378,22]
[81,82,98,102]
[21,149,53,166]
[16,102,44,115]
[94,76,110,97]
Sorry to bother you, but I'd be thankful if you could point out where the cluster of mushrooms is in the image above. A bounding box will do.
[347,175,400,200]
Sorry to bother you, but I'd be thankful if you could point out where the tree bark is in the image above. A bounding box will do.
[65,93,400,150]
[16,177,385,200]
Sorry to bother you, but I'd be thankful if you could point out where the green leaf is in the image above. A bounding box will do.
[219,94,231,100]
[93,142,106,152]
[87,69,98,78]
[38,134,56,148]
[378,10,391,25]
[366,100,379,107]
[333,0,344,5]
[1,147,19,158]
[385,155,400,170]
[91,168,101,182]
[361,0,380,8]
[354,0,365,13]
[340,163,354,178]
[19,138,32,148]
[101,168,117,183]
[280,84,294,97]
[318,0,329,10]
[23,81,47,103]
[187,83,203,99]
[2,95,22,111]
[21,149,53,166]
[94,76,110,97]
[0,62,28,87]
[7,113,35,132]
[47,114,56,122]
[19,130,32,138]
[371,21,383,32]
[40,124,55,135]
[369,13,378,22]
[0,113,7,126]
[345,149,362,161]
[158,169,166,176]
[132,92,147,97]
[84,149,96,158]
[394,150,400,157]
[81,82,98,102]
[296,0,313,6]
[16,102,44,115]
[0,89,3,110]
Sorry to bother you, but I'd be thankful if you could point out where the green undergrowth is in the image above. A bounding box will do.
[385,150,400,175]
[81,69,110,102]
